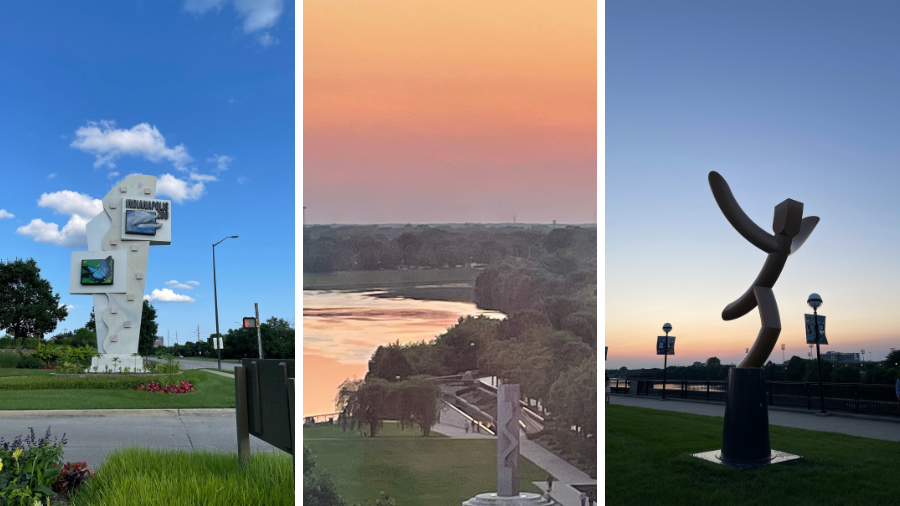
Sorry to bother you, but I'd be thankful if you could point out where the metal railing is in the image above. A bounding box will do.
[610,378,630,394]
[632,380,900,417]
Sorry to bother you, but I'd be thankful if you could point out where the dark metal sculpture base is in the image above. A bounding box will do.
[693,368,802,470]
[692,449,802,471]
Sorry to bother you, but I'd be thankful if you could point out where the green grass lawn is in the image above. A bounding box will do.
[0,370,235,410]
[200,368,234,374]
[304,422,547,506]
[0,368,53,377]
[70,447,293,506]
[606,404,897,506]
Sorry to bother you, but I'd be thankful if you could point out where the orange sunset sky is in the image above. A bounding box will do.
[303,0,597,224]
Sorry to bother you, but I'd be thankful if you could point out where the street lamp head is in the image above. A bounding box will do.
[662,323,672,333]
[231,236,238,238]
[807,293,823,309]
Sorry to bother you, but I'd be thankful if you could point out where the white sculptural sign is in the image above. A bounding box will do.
[69,175,172,373]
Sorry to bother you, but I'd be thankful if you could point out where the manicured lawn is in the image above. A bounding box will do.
[0,370,235,410]
[606,404,897,506]
[304,422,547,506]
[0,368,53,377]
[200,368,234,374]
[70,447,293,506]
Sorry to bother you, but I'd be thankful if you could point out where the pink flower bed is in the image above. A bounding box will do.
[131,380,195,394]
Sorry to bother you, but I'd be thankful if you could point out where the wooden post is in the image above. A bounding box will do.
[235,366,251,462]
[255,303,264,359]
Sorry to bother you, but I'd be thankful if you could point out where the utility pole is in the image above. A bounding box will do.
[255,303,264,359]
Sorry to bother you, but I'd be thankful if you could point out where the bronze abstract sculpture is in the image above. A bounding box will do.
[693,171,813,469]
[708,171,819,368]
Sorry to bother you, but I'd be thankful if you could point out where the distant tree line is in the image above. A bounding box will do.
[608,351,900,385]
[154,317,294,360]
[304,224,597,273]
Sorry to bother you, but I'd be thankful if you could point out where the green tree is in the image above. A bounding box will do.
[367,342,415,381]
[72,328,98,348]
[86,310,96,331]
[138,300,158,356]
[396,376,441,436]
[337,378,391,437]
[706,357,722,366]
[0,258,68,340]
[303,448,346,506]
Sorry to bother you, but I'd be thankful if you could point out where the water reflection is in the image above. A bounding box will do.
[303,290,504,416]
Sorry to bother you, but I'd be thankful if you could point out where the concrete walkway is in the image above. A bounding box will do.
[611,394,900,442]
[433,404,595,506]
[147,357,241,371]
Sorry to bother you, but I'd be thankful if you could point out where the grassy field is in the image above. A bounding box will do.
[0,370,234,410]
[606,404,897,506]
[304,422,547,506]
[70,447,293,506]
[0,368,53,377]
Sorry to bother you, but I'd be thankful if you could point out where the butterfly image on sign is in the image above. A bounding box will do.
[125,210,163,236]
[81,256,114,285]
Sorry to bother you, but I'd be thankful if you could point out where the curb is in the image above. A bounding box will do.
[0,408,235,418]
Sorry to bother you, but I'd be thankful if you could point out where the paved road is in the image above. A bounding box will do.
[0,411,275,468]
[148,357,240,371]
[611,394,900,442]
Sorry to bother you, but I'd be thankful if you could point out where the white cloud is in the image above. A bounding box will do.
[157,173,206,203]
[59,303,76,311]
[16,191,102,247]
[186,280,200,286]
[184,0,283,45]
[48,173,57,179]
[257,32,277,47]
[37,191,103,219]
[0,210,13,219]
[106,171,120,179]
[207,154,232,172]
[144,288,196,303]
[165,280,194,290]
[237,176,248,185]
[190,172,218,182]
[70,120,193,172]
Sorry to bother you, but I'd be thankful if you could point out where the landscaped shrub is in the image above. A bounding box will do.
[21,338,40,349]
[0,427,67,503]
[53,461,96,494]
[0,337,12,349]
[15,357,41,369]
[0,352,18,369]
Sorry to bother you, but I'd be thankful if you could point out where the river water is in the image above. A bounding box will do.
[303,290,504,416]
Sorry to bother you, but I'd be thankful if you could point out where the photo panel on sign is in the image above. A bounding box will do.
[120,198,172,245]
[69,250,128,294]
[804,314,827,345]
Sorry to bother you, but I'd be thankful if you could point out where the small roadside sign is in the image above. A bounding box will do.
[804,314,827,345]
[656,336,675,355]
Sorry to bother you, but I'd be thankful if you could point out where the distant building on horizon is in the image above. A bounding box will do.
[823,351,860,364]
[153,339,164,348]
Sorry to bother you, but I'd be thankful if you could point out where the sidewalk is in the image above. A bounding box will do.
[611,394,900,442]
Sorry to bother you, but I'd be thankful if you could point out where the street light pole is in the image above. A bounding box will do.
[662,323,672,400]
[808,293,826,414]
[213,236,238,371]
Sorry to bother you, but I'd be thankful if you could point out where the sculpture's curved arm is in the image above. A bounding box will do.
[790,216,819,255]
[709,171,779,253]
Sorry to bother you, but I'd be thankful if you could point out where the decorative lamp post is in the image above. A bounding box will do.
[662,323,672,400]
[213,236,238,371]
[808,293,826,414]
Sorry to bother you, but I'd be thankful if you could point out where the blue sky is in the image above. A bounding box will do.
[607,2,900,368]
[0,1,294,344]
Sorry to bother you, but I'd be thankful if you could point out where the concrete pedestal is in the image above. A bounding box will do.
[462,492,555,506]
[90,354,145,373]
